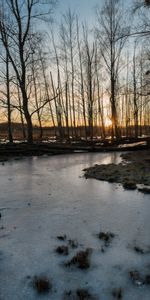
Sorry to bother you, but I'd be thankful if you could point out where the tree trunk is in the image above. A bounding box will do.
[133,44,138,138]
[22,89,33,143]
[6,51,13,143]
[32,61,43,139]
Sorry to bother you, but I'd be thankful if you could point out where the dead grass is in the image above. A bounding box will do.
[128,242,150,255]
[76,289,96,300]
[133,246,146,254]
[129,269,150,287]
[84,150,150,193]
[133,245,150,254]
[98,231,115,248]
[129,270,144,286]
[123,181,137,190]
[32,276,52,294]
[112,288,123,299]
[68,239,78,248]
[57,234,67,241]
[56,245,69,255]
[98,232,115,242]
[145,274,150,285]
[138,187,150,194]
[64,288,97,300]
[65,248,92,269]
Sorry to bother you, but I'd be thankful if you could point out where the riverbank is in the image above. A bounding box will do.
[84,150,150,194]
[0,137,149,158]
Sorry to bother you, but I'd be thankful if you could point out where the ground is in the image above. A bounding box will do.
[1,152,150,300]
[84,150,150,193]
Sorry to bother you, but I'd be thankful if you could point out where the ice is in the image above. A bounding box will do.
[0,153,150,299]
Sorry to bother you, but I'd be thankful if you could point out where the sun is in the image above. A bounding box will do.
[105,118,112,127]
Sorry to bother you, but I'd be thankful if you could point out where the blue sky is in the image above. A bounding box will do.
[56,0,132,24]
[58,0,98,15]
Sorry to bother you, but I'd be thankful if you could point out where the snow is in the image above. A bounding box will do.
[0,152,150,299]
[118,141,147,148]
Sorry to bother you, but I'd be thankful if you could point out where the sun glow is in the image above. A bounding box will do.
[105,118,112,127]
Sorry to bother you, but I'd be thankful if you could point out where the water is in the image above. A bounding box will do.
[0,152,150,299]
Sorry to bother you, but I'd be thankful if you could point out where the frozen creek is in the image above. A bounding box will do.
[0,152,150,300]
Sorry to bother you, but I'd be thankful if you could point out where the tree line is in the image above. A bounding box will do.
[0,0,149,143]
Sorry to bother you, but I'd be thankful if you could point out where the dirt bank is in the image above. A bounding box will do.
[84,150,150,193]
[0,137,149,157]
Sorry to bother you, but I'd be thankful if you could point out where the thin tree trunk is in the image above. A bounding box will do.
[6,51,13,143]
[76,18,87,139]
[65,82,70,139]
[133,44,138,138]
[32,58,43,139]
[95,45,105,138]
[17,84,26,139]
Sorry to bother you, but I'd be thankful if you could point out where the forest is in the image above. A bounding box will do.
[1,2,150,300]
[0,0,149,144]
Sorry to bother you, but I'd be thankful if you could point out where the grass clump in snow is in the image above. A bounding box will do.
[64,288,97,299]
[112,287,123,299]
[65,248,92,269]
[98,231,115,243]
[57,234,67,241]
[129,270,144,286]
[68,239,78,248]
[98,231,115,250]
[32,276,52,294]
[56,245,69,255]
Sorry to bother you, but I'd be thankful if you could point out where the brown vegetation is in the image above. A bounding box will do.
[64,289,97,300]
[32,276,52,294]
[56,245,69,255]
[112,288,123,299]
[84,150,150,193]
[98,232,115,247]
[57,234,67,241]
[65,249,92,269]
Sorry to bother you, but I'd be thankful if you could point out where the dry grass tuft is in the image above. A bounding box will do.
[65,248,92,269]
[56,245,69,255]
[32,276,52,294]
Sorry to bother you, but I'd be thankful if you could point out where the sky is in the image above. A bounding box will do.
[57,0,98,24]
[56,0,133,25]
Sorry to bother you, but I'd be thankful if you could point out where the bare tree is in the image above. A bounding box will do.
[0,0,57,143]
[60,9,77,138]
[94,42,106,138]
[96,0,130,139]
[83,25,95,139]
[6,49,13,142]
[76,17,87,139]
[133,42,139,137]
